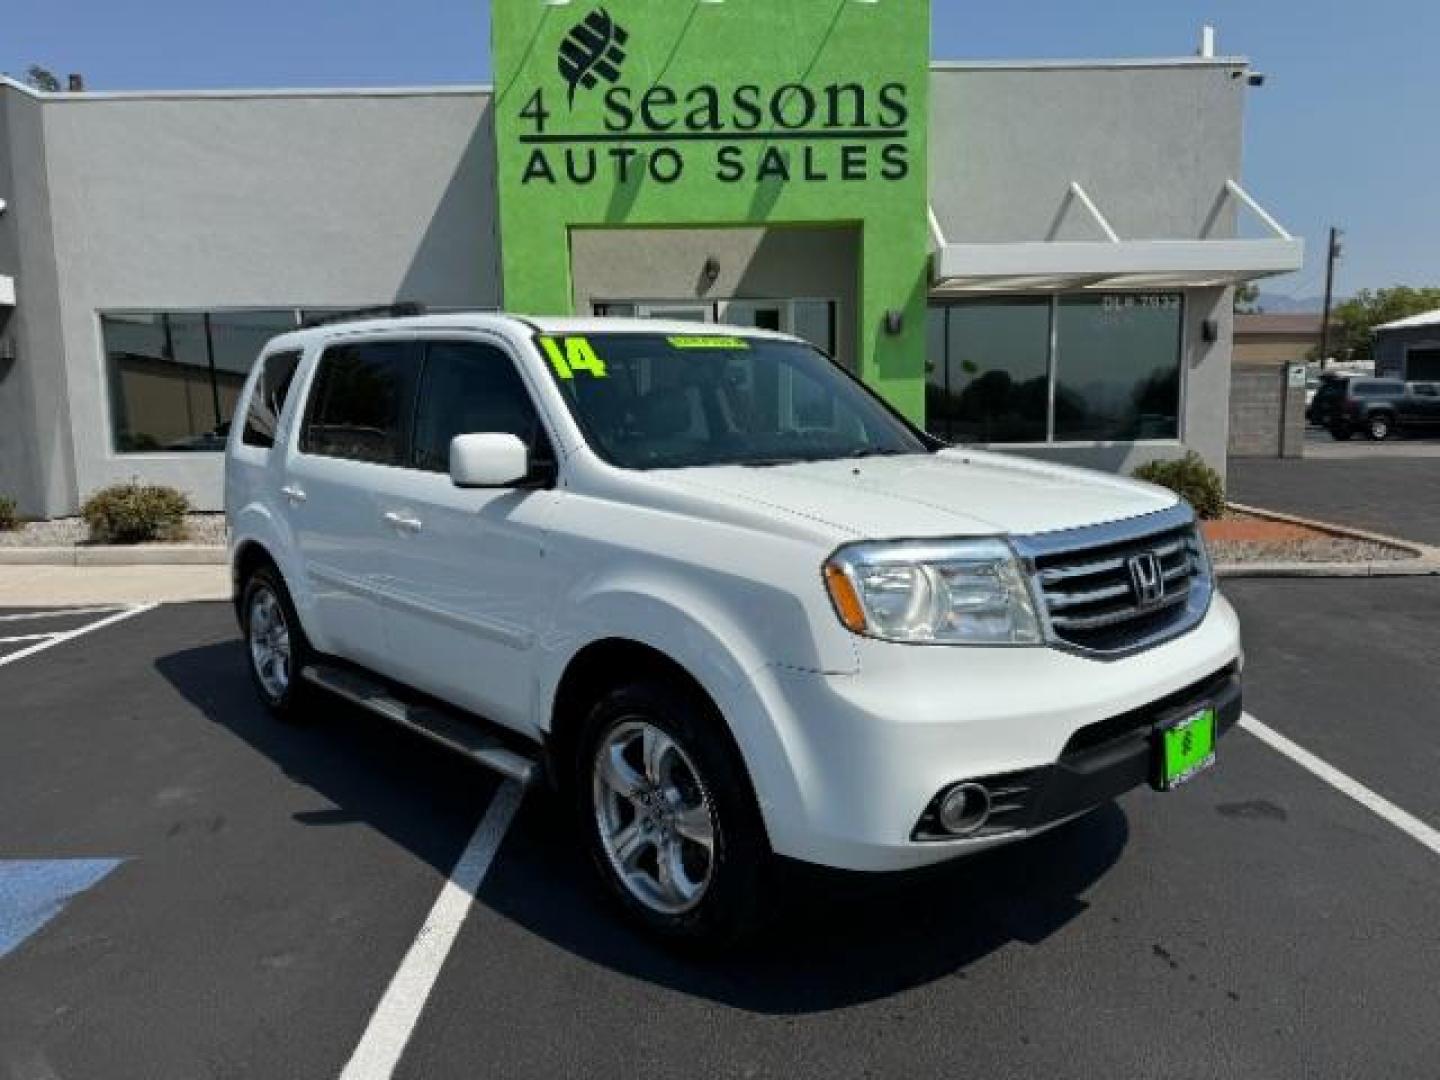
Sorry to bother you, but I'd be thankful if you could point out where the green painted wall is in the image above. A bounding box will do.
[492,0,933,420]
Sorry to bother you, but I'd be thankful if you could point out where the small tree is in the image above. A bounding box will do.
[1318,286,1440,365]
[24,65,61,93]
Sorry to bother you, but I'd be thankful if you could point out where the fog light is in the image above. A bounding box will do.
[937,783,991,836]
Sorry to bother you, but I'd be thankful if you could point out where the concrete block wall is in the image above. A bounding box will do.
[1229,364,1304,458]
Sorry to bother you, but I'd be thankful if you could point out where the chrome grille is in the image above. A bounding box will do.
[1014,506,1212,658]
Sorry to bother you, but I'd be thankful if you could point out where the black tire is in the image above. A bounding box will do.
[575,677,772,947]
[1366,413,1394,441]
[1329,424,1353,441]
[240,565,314,722]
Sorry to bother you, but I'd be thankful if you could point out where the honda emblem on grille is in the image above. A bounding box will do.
[1127,552,1165,607]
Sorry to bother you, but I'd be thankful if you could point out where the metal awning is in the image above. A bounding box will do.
[931,181,1304,293]
[0,275,13,306]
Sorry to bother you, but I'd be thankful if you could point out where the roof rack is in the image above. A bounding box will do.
[301,302,427,329]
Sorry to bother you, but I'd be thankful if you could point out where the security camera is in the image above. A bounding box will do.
[1247,72,1266,87]
[0,198,7,215]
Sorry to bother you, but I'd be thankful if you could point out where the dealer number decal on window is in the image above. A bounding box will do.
[539,336,608,379]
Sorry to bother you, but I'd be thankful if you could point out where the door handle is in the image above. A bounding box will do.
[383,511,424,534]
[280,484,307,505]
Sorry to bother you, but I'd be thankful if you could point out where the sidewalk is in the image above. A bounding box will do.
[0,565,230,607]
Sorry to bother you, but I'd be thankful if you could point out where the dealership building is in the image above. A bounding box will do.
[0,1,1302,518]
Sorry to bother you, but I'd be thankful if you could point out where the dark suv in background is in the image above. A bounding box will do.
[1308,377,1440,441]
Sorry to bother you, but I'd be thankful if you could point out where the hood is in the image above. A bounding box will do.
[655,449,1180,541]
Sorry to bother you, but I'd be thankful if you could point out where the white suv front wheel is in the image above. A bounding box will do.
[577,678,771,946]
[593,719,717,915]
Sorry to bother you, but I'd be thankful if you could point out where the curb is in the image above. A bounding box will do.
[1215,561,1440,580]
[0,545,226,567]
[1225,501,1439,558]
[1215,502,1440,579]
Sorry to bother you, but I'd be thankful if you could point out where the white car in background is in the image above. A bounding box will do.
[226,313,1242,943]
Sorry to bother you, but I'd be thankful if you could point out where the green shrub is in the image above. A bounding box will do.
[1132,452,1226,520]
[0,496,18,532]
[81,482,190,544]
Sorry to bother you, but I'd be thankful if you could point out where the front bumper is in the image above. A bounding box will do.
[742,593,1243,871]
[910,664,1241,841]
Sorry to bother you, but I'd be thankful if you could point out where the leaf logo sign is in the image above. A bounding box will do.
[558,7,630,107]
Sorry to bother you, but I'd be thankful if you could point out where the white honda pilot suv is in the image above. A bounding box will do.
[226,312,1241,943]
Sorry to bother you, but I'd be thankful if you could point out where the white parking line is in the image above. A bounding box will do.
[340,780,524,1080]
[0,605,129,623]
[0,633,59,646]
[1241,713,1440,858]
[0,604,157,668]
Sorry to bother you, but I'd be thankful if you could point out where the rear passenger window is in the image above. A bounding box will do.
[410,341,548,473]
[242,350,302,449]
[300,342,418,465]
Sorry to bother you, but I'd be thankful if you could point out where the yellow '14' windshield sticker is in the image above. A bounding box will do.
[539,336,607,379]
[667,335,749,350]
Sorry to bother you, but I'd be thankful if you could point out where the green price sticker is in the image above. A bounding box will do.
[667,335,750,350]
[540,336,608,379]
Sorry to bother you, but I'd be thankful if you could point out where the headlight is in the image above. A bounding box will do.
[823,538,1043,645]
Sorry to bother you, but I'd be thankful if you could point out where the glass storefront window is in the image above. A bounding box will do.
[104,309,302,453]
[1053,294,1183,441]
[927,293,1184,445]
[939,299,1051,444]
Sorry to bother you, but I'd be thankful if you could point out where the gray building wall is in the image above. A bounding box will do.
[0,83,75,519]
[1374,323,1440,380]
[929,60,1246,244]
[9,84,500,514]
[927,61,1251,476]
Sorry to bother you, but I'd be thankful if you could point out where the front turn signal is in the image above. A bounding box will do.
[823,562,868,635]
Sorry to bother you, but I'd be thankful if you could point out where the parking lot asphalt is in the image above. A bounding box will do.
[2,588,1438,1079]
[1230,445,1440,546]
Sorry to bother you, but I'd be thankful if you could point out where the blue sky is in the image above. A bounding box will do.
[3,0,1434,298]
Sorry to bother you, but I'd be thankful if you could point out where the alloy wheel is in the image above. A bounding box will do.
[247,585,292,700]
[592,719,717,915]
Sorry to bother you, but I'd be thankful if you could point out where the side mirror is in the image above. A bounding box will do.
[449,433,530,488]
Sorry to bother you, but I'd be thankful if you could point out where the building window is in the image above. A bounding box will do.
[1054,294,1183,441]
[927,293,1184,444]
[103,309,304,453]
[928,298,1051,444]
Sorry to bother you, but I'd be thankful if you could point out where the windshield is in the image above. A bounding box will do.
[536,332,931,470]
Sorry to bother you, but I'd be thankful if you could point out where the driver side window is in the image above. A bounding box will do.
[410,341,550,474]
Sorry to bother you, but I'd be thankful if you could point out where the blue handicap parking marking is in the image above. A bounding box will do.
[0,859,123,960]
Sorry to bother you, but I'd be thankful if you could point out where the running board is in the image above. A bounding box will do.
[300,664,539,787]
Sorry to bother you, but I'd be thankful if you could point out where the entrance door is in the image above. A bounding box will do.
[1407,347,1440,382]
[722,301,784,333]
[594,299,838,362]
[637,303,713,324]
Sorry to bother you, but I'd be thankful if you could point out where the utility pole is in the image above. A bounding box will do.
[1318,227,1343,369]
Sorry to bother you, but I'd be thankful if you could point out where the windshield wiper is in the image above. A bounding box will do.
[740,457,811,468]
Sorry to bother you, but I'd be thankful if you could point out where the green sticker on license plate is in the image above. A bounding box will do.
[1157,708,1216,790]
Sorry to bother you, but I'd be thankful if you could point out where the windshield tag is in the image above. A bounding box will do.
[666,335,749,350]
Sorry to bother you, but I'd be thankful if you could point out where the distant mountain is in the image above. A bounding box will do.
[1252,292,1331,314]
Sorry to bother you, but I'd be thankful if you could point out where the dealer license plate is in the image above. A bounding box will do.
[1153,707,1216,791]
